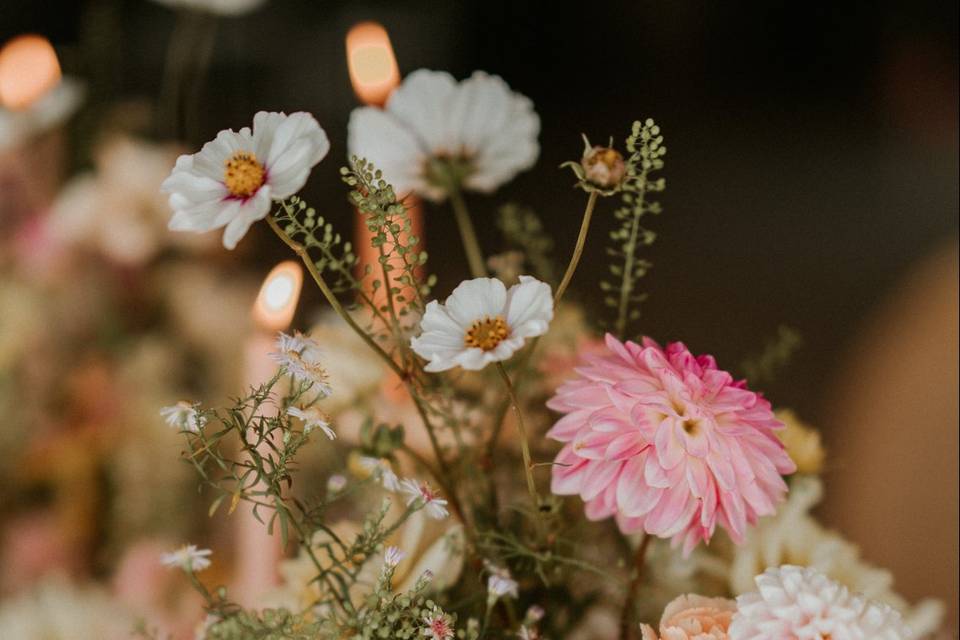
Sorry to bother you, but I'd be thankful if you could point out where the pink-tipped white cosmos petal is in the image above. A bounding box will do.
[411,276,553,372]
[547,334,796,554]
[347,69,539,202]
[162,111,329,249]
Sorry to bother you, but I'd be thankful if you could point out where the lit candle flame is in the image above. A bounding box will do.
[0,35,62,111]
[252,261,303,332]
[346,22,400,107]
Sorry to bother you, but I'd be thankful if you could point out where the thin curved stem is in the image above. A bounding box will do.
[266,215,404,380]
[449,188,486,278]
[495,362,540,513]
[554,190,598,305]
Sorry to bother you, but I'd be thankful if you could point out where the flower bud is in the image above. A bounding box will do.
[582,146,626,188]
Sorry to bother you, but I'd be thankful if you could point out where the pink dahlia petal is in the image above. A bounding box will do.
[547,334,796,554]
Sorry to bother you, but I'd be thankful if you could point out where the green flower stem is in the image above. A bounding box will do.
[615,202,643,339]
[267,214,468,527]
[485,190,602,457]
[554,190,599,305]
[449,188,487,279]
[618,533,652,640]
[495,362,542,523]
[267,215,405,380]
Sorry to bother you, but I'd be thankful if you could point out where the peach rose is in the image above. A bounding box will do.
[640,594,735,640]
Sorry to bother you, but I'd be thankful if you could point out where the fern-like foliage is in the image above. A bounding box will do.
[343,158,435,333]
[601,119,666,338]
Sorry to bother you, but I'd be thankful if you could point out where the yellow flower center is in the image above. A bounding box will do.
[464,316,509,351]
[224,151,265,198]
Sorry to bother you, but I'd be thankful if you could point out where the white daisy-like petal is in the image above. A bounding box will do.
[411,276,553,372]
[160,401,206,433]
[286,406,335,440]
[504,275,554,338]
[387,69,458,153]
[347,69,538,202]
[160,544,212,573]
[347,107,430,197]
[163,111,328,249]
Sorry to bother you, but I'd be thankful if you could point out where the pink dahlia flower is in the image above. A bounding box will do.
[547,335,795,554]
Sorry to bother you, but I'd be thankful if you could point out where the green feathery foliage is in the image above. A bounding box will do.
[496,203,558,285]
[741,325,803,384]
[600,119,666,338]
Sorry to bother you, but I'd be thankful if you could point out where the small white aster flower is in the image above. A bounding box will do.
[348,69,539,202]
[729,565,911,640]
[411,276,553,372]
[286,405,335,440]
[358,456,402,492]
[160,401,206,433]
[384,546,406,568]
[400,479,450,520]
[160,544,212,573]
[271,331,332,393]
[162,111,329,249]
[421,605,456,640]
[486,563,519,602]
[326,474,347,493]
[524,605,545,624]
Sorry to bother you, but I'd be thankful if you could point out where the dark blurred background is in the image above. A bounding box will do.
[3,0,958,626]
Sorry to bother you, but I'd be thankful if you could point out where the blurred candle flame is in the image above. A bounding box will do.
[346,22,400,107]
[0,35,62,111]
[252,261,303,332]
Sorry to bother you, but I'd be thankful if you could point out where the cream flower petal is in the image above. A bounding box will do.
[443,277,507,327]
[505,276,553,339]
[347,107,432,198]
[221,186,272,250]
[386,69,458,153]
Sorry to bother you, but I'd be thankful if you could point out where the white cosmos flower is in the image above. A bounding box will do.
[411,276,553,372]
[729,565,910,640]
[160,401,206,433]
[286,405,335,440]
[347,69,539,202]
[161,111,329,249]
[400,479,449,520]
[160,544,212,573]
[150,0,267,17]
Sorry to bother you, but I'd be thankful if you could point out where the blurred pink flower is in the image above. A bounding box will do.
[547,335,795,554]
[640,594,735,639]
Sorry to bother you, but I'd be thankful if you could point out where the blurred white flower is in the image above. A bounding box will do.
[50,135,205,265]
[326,474,347,494]
[160,544,212,572]
[356,455,402,492]
[0,575,134,640]
[162,111,328,249]
[706,476,943,638]
[400,479,450,520]
[411,276,553,372]
[159,401,206,433]
[348,69,539,202]
[286,405,335,439]
[730,565,909,640]
[486,564,519,602]
[0,78,83,151]
[150,0,267,17]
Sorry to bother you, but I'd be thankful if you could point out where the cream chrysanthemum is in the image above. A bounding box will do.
[728,565,910,640]
[411,276,553,372]
[348,69,539,201]
[162,111,328,249]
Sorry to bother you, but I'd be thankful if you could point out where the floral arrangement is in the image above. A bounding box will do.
[152,68,944,640]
